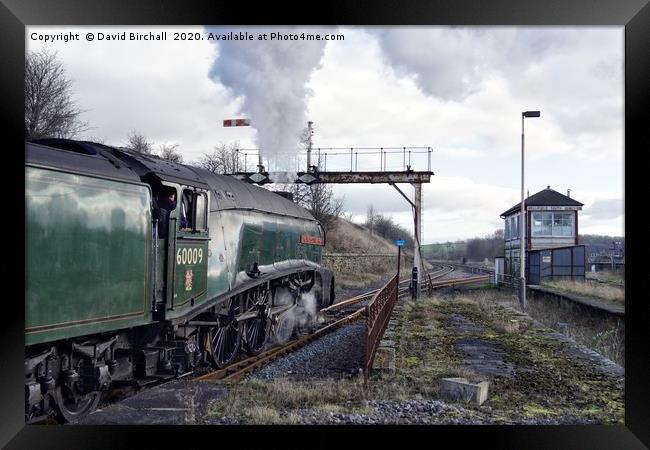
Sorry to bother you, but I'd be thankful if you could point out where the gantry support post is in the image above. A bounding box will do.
[390,182,423,299]
[413,183,422,298]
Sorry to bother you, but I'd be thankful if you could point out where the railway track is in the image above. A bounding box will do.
[197,263,460,382]
[55,264,488,423]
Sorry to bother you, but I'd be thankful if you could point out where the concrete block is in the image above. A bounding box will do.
[372,347,395,373]
[440,378,489,405]
[379,339,395,348]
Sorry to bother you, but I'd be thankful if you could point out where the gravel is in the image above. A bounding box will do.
[250,323,367,380]
[204,398,602,425]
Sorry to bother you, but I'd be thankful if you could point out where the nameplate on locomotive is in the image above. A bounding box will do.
[300,234,323,245]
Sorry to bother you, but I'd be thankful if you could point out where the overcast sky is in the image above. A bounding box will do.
[27,26,624,243]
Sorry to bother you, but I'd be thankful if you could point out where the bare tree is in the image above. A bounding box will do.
[159,143,183,163]
[366,204,376,235]
[287,182,343,236]
[125,130,153,154]
[286,122,345,235]
[25,50,88,139]
[198,142,241,174]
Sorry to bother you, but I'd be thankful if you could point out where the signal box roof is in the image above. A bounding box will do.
[501,186,583,217]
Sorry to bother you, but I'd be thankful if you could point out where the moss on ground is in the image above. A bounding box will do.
[204,288,623,424]
[407,291,624,424]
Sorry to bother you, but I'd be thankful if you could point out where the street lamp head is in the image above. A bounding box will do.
[523,111,541,118]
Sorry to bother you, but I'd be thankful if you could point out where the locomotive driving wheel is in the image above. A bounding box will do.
[242,285,271,356]
[53,384,101,423]
[209,296,242,368]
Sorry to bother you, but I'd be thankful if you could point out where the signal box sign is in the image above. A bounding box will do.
[301,234,324,246]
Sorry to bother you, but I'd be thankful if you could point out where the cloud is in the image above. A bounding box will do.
[337,175,519,242]
[582,198,623,220]
[26,26,624,240]
[369,27,623,162]
[27,26,260,162]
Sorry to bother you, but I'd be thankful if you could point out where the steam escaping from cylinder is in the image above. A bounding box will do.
[269,278,323,345]
[207,27,330,170]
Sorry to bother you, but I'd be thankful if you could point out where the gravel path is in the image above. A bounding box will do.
[306,399,600,425]
[204,397,601,425]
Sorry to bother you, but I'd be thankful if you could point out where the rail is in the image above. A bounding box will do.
[427,274,490,289]
[37,266,493,423]
[322,264,453,313]
[197,306,366,382]
[364,275,399,379]
[199,265,487,384]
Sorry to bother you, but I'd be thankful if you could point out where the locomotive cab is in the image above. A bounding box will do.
[151,182,211,320]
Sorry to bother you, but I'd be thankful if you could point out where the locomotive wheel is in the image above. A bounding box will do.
[53,384,101,423]
[210,297,242,368]
[242,286,271,356]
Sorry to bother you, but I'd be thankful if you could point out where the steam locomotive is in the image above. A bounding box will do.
[25,139,335,422]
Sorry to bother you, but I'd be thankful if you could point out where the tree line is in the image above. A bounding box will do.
[423,230,504,263]
[365,204,415,248]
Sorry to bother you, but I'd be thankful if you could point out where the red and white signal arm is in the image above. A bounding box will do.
[223,119,251,127]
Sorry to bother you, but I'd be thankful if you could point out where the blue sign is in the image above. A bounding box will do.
[395,240,406,247]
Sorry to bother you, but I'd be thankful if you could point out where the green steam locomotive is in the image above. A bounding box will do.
[25,139,334,422]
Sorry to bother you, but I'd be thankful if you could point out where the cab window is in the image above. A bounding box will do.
[180,189,208,232]
[180,190,193,230]
[195,193,207,231]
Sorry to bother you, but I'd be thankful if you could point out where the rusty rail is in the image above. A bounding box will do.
[428,274,490,289]
[199,269,485,383]
[197,306,366,382]
[364,275,399,379]
[324,264,453,313]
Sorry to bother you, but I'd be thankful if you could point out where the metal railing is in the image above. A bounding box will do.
[364,275,399,379]
[232,147,433,173]
[495,273,521,290]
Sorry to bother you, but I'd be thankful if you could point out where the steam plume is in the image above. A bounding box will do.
[207,27,330,169]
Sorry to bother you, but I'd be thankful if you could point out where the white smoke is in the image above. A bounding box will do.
[208,27,330,170]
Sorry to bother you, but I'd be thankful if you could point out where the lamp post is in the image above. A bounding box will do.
[520,110,540,310]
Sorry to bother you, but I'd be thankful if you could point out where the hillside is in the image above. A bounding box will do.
[325,218,399,254]
[322,217,419,292]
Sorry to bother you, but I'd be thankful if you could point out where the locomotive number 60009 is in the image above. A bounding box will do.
[177,247,203,265]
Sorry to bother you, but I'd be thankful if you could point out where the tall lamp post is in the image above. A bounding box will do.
[520,110,540,310]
